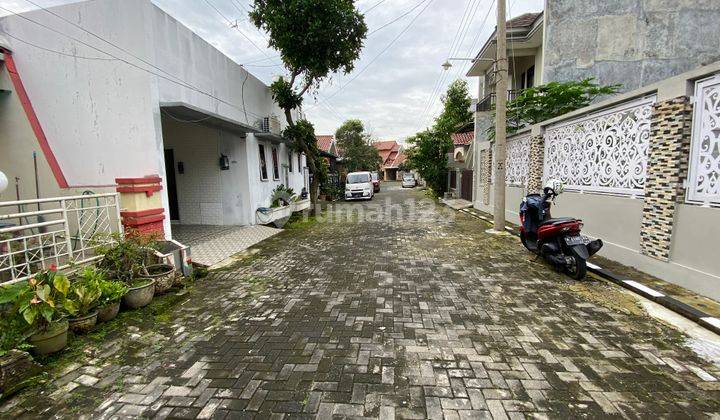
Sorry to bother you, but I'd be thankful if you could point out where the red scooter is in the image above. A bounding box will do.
[519,181,603,280]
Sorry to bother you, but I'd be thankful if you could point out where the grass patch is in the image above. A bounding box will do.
[284,212,318,230]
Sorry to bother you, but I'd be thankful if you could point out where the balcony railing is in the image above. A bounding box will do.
[476,90,522,112]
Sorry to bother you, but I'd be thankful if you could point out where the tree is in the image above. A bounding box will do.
[488,78,621,138]
[250,0,368,207]
[335,119,382,172]
[406,79,473,196]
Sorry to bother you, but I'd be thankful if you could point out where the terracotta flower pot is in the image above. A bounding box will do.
[122,279,155,309]
[29,319,68,355]
[68,311,98,334]
[97,301,121,323]
[144,264,175,294]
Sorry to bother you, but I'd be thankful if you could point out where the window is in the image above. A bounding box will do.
[271,147,280,180]
[526,66,535,88]
[520,71,526,89]
[288,152,293,172]
[258,144,268,180]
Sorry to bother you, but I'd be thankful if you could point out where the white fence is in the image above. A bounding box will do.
[0,193,122,285]
[491,133,531,187]
[687,75,720,206]
[543,96,655,196]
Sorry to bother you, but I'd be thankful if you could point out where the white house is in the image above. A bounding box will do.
[0,0,308,239]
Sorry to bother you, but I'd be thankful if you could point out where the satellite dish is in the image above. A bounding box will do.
[0,170,8,193]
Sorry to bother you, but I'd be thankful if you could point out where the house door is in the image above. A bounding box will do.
[164,149,179,221]
[461,170,473,201]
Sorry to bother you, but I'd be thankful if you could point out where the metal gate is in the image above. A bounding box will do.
[461,170,473,201]
[0,193,122,285]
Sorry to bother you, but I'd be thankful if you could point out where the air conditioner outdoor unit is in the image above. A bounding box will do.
[261,116,282,135]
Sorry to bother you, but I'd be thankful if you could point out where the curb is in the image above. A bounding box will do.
[457,208,720,336]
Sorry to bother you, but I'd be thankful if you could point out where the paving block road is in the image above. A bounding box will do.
[2,185,719,419]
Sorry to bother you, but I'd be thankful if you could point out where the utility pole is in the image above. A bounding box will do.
[493,0,508,232]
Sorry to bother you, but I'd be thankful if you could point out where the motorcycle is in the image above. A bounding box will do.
[519,180,603,280]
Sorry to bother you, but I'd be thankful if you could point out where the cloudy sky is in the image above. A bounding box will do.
[1,0,543,141]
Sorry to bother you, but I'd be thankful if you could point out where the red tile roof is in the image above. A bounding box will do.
[391,151,407,168]
[315,135,334,153]
[451,132,474,146]
[372,140,401,168]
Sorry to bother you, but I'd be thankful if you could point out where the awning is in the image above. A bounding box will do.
[160,102,260,136]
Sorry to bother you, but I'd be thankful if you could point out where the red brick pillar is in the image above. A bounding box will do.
[115,176,165,238]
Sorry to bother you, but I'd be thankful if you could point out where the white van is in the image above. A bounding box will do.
[345,171,374,201]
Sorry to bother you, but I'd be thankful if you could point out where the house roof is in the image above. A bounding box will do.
[507,12,542,28]
[372,140,401,168]
[452,131,474,146]
[466,11,544,77]
[391,151,407,168]
[316,135,334,153]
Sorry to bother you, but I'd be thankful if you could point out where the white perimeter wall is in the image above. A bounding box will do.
[475,180,720,301]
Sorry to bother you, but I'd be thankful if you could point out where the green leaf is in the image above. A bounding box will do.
[63,299,78,316]
[53,275,70,296]
[39,304,54,323]
[36,284,51,302]
[22,306,37,325]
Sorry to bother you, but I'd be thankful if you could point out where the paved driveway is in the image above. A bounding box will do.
[3,187,719,419]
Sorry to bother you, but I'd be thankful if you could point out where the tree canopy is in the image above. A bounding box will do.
[250,0,367,205]
[494,78,621,137]
[334,120,382,173]
[406,79,473,196]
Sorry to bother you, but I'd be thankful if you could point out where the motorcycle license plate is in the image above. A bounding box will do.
[565,235,584,246]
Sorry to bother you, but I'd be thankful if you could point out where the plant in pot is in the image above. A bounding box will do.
[0,267,73,355]
[95,233,156,309]
[142,263,176,295]
[96,278,128,323]
[66,271,102,334]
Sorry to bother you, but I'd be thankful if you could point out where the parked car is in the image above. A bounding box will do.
[371,171,381,192]
[401,173,417,188]
[345,171,374,200]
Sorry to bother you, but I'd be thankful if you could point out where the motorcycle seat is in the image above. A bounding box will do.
[540,217,578,226]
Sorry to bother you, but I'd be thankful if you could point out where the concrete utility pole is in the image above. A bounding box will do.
[493,0,508,232]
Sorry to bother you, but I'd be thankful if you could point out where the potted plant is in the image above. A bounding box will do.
[143,263,175,295]
[0,267,73,355]
[96,278,128,323]
[96,233,157,309]
[66,270,102,333]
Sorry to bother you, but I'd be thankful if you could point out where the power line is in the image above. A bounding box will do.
[0,30,117,61]
[417,0,480,127]
[368,0,427,36]
[363,0,387,14]
[320,0,434,104]
[1,4,266,122]
[203,0,275,64]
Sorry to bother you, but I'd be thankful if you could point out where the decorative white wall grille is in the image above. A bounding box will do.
[687,75,720,206]
[0,193,122,285]
[543,97,655,196]
[490,134,531,187]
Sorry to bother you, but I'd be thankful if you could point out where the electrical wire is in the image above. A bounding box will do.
[320,0,434,103]
[363,0,387,14]
[368,0,427,36]
[0,30,117,61]
[160,109,214,124]
[417,0,481,127]
[0,4,266,122]
[203,0,275,64]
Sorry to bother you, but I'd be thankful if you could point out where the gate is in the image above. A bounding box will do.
[0,193,122,285]
[461,170,473,201]
[449,170,457,190]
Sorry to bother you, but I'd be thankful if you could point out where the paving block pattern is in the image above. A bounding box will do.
[2,188,720,419]
[640,96,693,261]
[173,224,281,267]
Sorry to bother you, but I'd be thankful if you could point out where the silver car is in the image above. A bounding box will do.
[401,173,416,188]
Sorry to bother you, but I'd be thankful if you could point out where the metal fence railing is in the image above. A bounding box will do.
[0,193,122,286]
